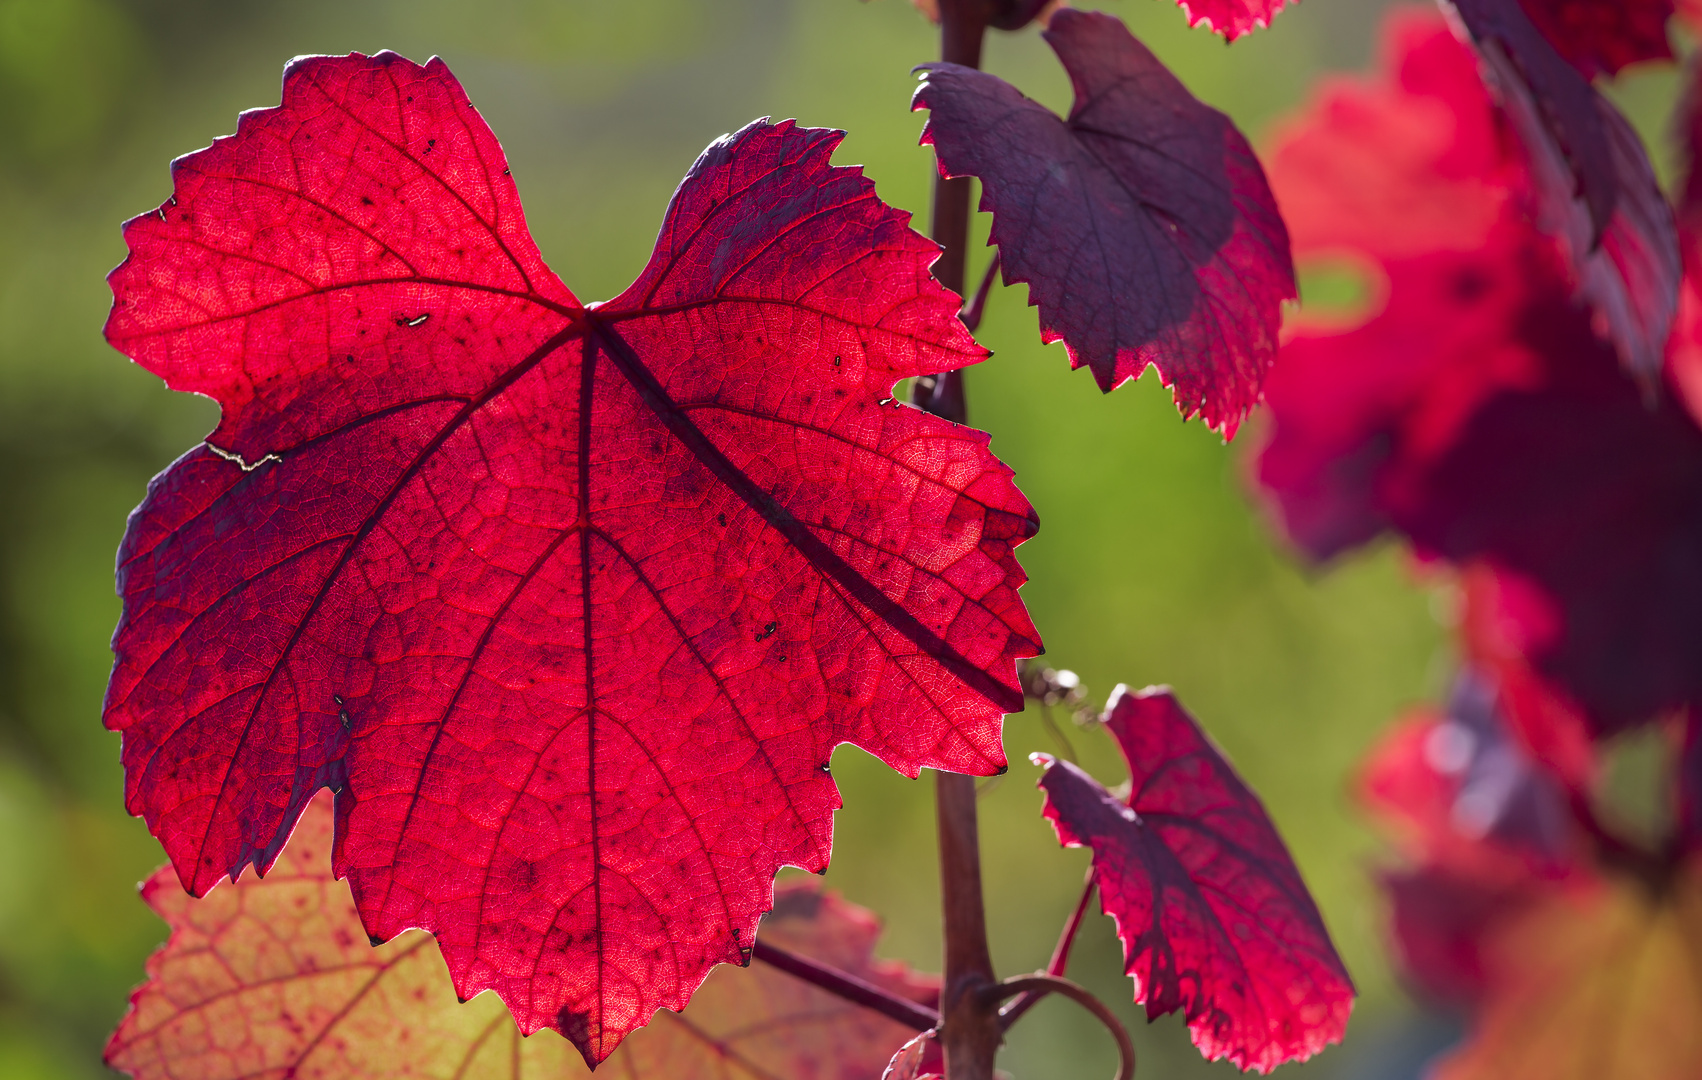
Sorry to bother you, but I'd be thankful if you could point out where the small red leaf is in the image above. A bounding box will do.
[1516,0,1674,78]
[106,793,938,1080]
[1033,686,1353,1073]
[104,51,1039,1062]
[1447,0,1680,379]
[1174,0,1292,40]
[912,9,1295,437]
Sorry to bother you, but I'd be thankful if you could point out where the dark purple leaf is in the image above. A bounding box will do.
[913,9,1295,437]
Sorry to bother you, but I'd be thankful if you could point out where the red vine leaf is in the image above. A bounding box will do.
[913,9,1295,437]
[1173,0,1293,39]
[1260,227,1702,732]
[1257,15,1702,732]
[1447,0,1680,380]
[1032,686,1353,1073]
[1265,11,1518,263]
[103,51,1039,1063]
[106,793,938,1080]
[1516,0,1675,77]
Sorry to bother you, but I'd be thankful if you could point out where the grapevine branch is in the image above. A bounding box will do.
[751,940,941,1031]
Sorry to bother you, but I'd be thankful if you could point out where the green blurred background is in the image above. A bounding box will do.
[0,1,1677,1077]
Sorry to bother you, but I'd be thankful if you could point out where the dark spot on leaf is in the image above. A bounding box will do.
[555,1007,592,1046]
[755,621,778,642]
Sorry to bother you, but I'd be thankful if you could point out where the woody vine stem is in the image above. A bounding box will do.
[918,3,1130,1079]
[748,4,1136,1077]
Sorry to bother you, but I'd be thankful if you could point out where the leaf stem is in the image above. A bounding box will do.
[978,974,1135,1080]
[936,769,1002,1080]
[915,5,1002,1079]
[911,0,988,427]
[999,872,1096,1030]
[750,939,941,1032]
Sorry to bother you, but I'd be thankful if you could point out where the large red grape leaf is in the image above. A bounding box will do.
[1446,0,1680,380]
[912,9,1295,437]
[102,51,1040,1062]
[107,793,938,1080]
[1032,686,1353,1073]
[1516,0,1675,77]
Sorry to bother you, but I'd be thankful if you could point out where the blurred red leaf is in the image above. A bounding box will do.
[1367,725,1702,1080]
[1426,862,1702,1080]
[107,793,937,1080]
[1257,15,1702,733]
[103,50,1040,1062]
[913,9,1294,437]
[1359,679,1578,882]
[1456,566,1598,790]
[1261,226,1702,731]
[1033,686,1352,1073]
[1266,11,1517,262]
[1516,0,1674,78]
[1447,0,1680,379]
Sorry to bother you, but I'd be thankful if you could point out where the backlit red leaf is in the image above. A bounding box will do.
[1033,686,1353,1073]
[103,51,1039,1062]
[1516,0,1675,77]
[1173,0,1291,39]
[107,793,937,1080]
[1447,0,1680,379]
[1262,229,1702,732]
[913,9,1295,437]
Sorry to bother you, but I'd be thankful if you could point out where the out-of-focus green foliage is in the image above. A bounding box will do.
[6,2,1657,1077]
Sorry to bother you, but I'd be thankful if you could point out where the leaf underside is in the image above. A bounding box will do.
[103,51,1039,1062]
[912,8,1295,438]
